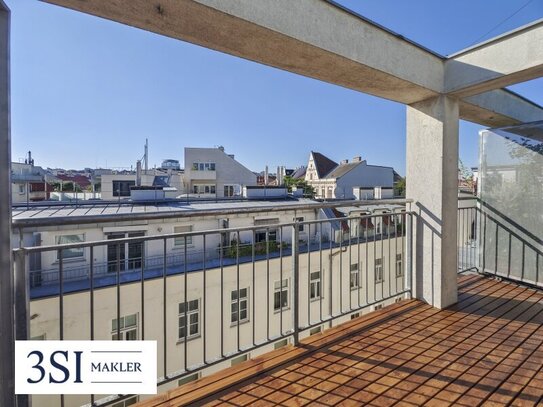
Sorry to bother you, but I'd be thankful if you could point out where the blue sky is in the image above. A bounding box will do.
[8,0,543,175]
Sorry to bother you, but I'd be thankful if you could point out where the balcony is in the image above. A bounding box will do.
[138,273,543,407]
[10,197,543,407]
[2,1,543,406]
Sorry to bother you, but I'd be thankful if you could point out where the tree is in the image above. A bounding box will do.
[283,175,315,198]
[394,177,406,197]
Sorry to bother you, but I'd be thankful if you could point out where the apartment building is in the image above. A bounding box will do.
[12,198,407,407]
[100,170,185,200]
[305,151,394,199]
[184,146,257,198]
[11,152,57,204]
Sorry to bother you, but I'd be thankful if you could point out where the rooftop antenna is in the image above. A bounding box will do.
[144,139,149,172]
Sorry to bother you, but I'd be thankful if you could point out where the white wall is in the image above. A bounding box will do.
[184,148,257,198]
[29,234,407,407]
[336,163,394,199]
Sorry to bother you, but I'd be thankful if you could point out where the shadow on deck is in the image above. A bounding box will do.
[138,274,543,406]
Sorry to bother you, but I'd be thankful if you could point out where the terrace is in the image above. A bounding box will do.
[1,1,542,407]
[139,274,543,407]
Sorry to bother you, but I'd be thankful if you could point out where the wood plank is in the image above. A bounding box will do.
[135,275,543,407]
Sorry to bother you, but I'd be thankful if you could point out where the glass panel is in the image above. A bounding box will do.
[125,314,137,327]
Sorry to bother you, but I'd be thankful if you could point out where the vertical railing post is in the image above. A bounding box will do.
[14,249,29,341]
[405,210,413,298]
[292,223,300,345]
[14,248,31,407]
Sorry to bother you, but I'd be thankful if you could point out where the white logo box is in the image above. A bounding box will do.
[15,340,157,395]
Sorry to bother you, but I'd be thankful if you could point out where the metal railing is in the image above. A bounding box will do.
[13,208,413,407]
[457,197,543,287]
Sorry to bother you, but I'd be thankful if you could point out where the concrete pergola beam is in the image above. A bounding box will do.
[460,89,543,127]
[446,20,543,98]
[43,0,445,104]
[42,0,543,126]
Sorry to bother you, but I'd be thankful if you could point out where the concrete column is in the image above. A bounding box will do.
[406,95,459,309]
[0,1,14,406]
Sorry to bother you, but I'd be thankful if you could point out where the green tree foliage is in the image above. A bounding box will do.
[283,175,315,198]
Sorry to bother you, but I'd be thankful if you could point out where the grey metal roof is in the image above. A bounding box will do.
[12,198,320,222]
[324,161,362,179]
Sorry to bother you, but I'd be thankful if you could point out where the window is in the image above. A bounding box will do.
[174,225,193,247]
[351,312,360,320]
[310,271,321,300]
[56,234,85,260]
[374,303,384,311]
[255,229,277,243]
[178,299,200,341]
[18,184,25,194]
[375,258,384,283]
[274,279,289,311]
[309,326,322,336]
[112,180,135,197]
[192,162,215,171]
[350,263,359,289]
[111,314,138,340]
[396,254,403,277]
[112,396,138,407]
[193,184,216,194]
[231,288,249,324]
[178,372,200,386]
[295,217,304,232]
[224,185,234,197]
[231,353,249,366]
[274,338,289,349]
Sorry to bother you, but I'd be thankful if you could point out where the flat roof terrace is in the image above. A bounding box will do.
[138,273,543,407]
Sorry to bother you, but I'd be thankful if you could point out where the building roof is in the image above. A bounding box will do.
[291,167,306,179]
[324,161,362,179]
[311,152,338,178]
[11,198,321,227]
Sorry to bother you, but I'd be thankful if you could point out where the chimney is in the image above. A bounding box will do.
[136,160,142,186]
[218,146,225,152]
[340,159,349,165]
[352,156,362,162]
[277,166,282,185]
[264,165,269,185]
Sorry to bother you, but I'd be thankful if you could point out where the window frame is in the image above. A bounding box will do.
[111,313,138,340]
[178,299,200,342]
[274,279,289,311]
[375,258,384,283]
[112,180,135,197]
[55,234,85,260]
[174,225,193,247]
[192,162,216,171]
[350,263,360,289]
[309,271,322,300]
[396,254,403,277]
[231,287,249,324]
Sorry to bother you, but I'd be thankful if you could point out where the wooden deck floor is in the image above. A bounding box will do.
[138,274,543,406]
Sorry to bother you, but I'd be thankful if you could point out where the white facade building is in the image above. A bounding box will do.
[100,170,185,200]
[13,198,407,407]
[305,152,394,200]
[184,146,257,198]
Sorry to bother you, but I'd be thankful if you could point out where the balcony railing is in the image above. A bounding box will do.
[457,197,542,287]
[13,205,413,407]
